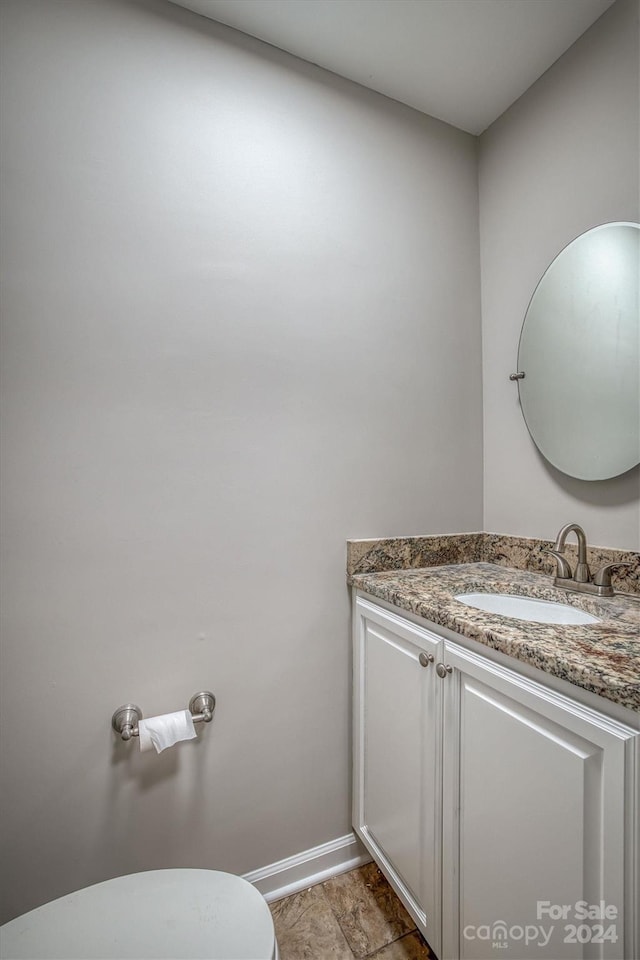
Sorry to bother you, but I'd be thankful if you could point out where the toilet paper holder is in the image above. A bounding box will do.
[111,691,216,741]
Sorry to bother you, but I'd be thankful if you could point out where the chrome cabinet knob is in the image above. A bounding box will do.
[436,663,453,679]
[419,652,434,667]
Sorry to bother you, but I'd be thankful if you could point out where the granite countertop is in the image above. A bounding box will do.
[351,562,640,712]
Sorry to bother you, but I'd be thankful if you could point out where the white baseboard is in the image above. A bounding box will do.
[243,832,372,903]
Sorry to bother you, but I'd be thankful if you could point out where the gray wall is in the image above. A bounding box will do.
[0,0,482,922]
[479,0,640,550]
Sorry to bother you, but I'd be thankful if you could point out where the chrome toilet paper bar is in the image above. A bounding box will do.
[111,691,216,741]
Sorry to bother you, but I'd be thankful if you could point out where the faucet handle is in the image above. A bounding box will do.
[544,548,572,580]
[593,562,631,588]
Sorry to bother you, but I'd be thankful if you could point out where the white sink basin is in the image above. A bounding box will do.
[455,592,600,625]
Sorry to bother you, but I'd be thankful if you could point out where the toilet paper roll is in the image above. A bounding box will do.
[138,710,197,754]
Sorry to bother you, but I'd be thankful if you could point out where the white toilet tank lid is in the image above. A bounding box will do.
[0,869,275,960]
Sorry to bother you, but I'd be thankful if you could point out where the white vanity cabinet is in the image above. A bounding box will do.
[353,595,639,960]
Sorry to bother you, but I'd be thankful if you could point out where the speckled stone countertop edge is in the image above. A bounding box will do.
[350,562,640,713]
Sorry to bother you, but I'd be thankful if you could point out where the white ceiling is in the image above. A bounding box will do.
[168,0,615,134]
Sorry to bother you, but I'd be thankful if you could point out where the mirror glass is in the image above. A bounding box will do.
[517,222,639,480]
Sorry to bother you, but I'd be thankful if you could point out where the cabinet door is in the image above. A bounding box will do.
[441,641,638,960]
[353,597,442,954]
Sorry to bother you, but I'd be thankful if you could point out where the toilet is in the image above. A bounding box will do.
[0,869,278,959]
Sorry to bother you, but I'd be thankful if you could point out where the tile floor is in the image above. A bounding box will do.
[270,862,433,959]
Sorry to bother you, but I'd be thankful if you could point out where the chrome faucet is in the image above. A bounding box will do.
[553,523,591,582]
[546,523,629,597]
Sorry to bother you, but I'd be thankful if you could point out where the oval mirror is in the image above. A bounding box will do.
[516,222,639,481]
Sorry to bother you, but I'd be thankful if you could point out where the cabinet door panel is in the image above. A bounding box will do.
[363,622,425,899]
[443,643,635,960]
[459,678,602,960]
[353,598,442,952]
